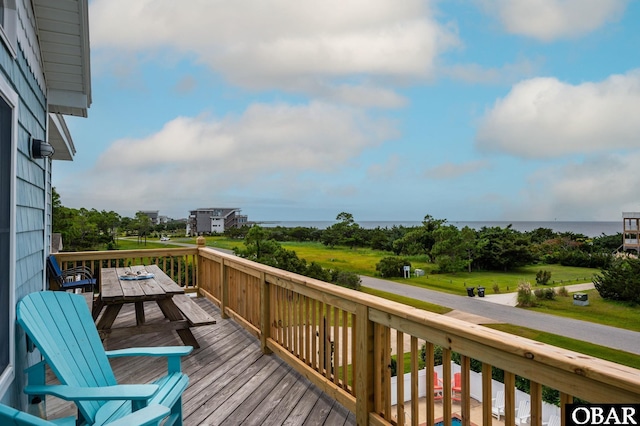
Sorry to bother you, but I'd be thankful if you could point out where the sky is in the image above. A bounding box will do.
[54,0,640,223]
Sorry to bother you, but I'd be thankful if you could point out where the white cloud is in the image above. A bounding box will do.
[511,153,640,220]
[478,0,628,41]
[63,102,397,217]
[423,160,490,179]
[476,70,640,159]
[89,0,458,103]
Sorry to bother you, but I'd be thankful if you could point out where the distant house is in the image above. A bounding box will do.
[187,208,248,235]
[622,212,640,252]
[0,0,91,409]
[138,210,160,225]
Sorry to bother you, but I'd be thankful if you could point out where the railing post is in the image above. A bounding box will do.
[355,304,374,426]
[196,236,205,295]
[260,272,272,354]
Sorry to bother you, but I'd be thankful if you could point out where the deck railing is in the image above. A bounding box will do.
[56,241,640,426]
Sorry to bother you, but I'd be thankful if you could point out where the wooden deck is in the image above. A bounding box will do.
[45,296,356,426]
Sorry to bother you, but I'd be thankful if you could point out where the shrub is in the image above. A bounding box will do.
[557,286,569,297]
[516,281,535,307]
[375,256,411,278]
[594,257,640,304]
[331,270,362,290]
[536,270,552,285]
[534,289,544,300]
[492,283,500,294]
[305,261,332,282]
[543,288,556,300]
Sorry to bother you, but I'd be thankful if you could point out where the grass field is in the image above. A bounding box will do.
[529,289,640,332]
[223,239,594,296]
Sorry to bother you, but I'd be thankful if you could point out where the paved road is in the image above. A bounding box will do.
[360,276,640,356]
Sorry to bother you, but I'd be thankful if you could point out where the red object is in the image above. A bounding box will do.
[452,372,462,401]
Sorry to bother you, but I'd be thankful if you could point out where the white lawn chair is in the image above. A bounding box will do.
[491,390,505,420]
[515,400,531,425]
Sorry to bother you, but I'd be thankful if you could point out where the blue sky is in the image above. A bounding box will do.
[55,0,640,222]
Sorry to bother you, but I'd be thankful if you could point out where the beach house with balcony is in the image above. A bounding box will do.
[0,0,91,409]
[622,212,640,252]
[186,207,248,235]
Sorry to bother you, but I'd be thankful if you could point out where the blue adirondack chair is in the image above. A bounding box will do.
[46,255,96,292]
[0,402,170,426]
[16,291,193,426]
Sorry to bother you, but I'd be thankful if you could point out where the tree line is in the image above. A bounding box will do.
[230,212,621,273]
[52,188,186,251]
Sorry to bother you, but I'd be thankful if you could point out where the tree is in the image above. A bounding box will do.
[134,212,153,245]
[431,225,469,273]
[321,212,363,249]
[392,214,446,257]
[376,257,411,277]
[593,257,640,304]
[475,225,535,271]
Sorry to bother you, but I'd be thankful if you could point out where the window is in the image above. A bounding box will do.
[0,0,16,57]
[0,73,16,397]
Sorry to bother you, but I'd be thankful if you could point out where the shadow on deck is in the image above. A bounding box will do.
[44,297,355,426]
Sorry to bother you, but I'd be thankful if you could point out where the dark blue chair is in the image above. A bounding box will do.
[46,255,96,292]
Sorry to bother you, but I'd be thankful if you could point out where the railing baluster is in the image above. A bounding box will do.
[443,348,452,423]
[341,310,348,390]
[482,363,492,426]
[505,371,516,426]
[530,380,542,426]
[333,306,339,385]
[410,336,418,426]
[397,330,404,426]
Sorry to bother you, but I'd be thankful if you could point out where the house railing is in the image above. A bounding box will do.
[55,241,640,426]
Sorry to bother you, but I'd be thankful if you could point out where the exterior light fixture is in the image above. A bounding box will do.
[31,138,55,159]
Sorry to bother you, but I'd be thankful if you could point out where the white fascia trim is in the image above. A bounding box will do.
[49,113,75,160]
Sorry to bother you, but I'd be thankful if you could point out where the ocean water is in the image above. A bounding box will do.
[261,220,621,238]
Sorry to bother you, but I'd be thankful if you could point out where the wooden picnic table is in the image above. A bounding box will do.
[94,265,215,348]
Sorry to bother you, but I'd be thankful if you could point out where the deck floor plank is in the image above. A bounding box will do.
[303,392,336,426]
[45,297,355,425]
[282,383,322,426]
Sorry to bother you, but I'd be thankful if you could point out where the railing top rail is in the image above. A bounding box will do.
[55,247,198,261]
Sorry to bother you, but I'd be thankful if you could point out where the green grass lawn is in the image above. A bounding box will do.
[527,289,640,332]
[275,241,594,297]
